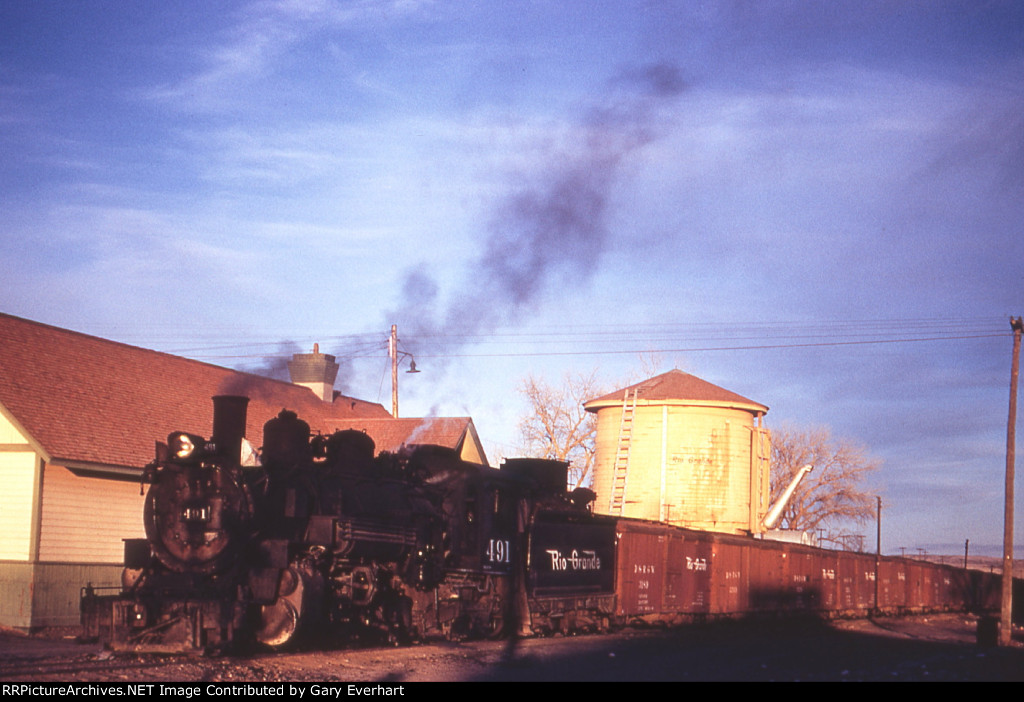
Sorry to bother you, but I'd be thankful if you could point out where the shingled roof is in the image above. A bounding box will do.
[584,369,767,414]
[0,313,399,472]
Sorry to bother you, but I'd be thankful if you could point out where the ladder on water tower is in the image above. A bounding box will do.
[608,388,638,515]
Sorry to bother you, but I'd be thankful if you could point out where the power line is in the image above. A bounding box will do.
[402,333,1008,358]
[185,331,1008,363]
[100,317,1009,364]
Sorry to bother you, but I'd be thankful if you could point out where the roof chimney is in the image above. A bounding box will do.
[287,343,339,402]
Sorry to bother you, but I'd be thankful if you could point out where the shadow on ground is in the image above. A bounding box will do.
[462,617,1024,682]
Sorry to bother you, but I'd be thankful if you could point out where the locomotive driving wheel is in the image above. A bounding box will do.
[486,612,507,639]
[256,566,304,648]
[257,599,300,648]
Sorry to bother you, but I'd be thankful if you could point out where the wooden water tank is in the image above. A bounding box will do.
[584,370,770,535]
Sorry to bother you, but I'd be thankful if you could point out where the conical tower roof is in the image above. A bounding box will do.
[584,369,767,414]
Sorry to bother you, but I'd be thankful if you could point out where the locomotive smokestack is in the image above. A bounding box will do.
[212,395,249,463]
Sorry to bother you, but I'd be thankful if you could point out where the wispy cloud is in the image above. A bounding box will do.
[143,0,435,113]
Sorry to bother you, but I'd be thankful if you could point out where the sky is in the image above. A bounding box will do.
[1,0,1022,556]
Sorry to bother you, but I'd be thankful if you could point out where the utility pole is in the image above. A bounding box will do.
[389,324,399,418]
[1000,316,1022,646]
[388,324,420,418]
[874,496,881,614]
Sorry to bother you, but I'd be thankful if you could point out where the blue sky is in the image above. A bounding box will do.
[2,0,1022,555]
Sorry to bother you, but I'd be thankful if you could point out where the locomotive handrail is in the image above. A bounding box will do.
[81,584,122,597]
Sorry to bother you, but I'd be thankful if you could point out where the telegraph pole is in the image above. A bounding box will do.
[1000,316,1022,646]
[387,324,420,418]
[390,324,399,418]
[874,496,881,615]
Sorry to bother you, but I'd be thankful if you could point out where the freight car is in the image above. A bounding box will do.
[609,519,1001,626]
[81,397,1001,653]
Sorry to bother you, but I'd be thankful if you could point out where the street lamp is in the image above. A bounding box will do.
[388,325,420,418]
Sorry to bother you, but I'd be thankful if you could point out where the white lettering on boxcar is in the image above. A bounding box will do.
[546,549,601,571]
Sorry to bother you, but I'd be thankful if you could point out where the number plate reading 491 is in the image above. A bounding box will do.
[486,538,511,564]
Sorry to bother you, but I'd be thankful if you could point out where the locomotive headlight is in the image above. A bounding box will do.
[174,434,195,458]
[167,432,206,462]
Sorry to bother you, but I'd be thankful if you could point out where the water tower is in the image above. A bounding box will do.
[584,370,770,535]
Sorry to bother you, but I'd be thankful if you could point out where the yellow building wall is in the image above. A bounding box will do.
[0,412,38,561]
[458,431,489,466]
[0,411,28,444]
[593,403,770,534]
[0,411,145,629]
[0,452,38,561]
[37,465,145,563]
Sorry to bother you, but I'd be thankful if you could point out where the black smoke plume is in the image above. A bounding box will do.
[220,340,354,398]
[388,62,686,362]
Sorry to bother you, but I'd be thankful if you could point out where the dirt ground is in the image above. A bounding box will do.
[1,614,1022,682]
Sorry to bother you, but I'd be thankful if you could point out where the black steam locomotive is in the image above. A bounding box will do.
[81,396,614,652]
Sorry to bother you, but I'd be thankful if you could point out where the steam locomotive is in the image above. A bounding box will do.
[81,396,614,651]
[81,396,1003,653]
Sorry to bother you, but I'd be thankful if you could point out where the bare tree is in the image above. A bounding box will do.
[770,424,881,543]
[517,371,602,489]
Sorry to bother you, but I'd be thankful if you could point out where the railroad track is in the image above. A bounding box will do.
[0,642,290,683]
[0,652,171,681]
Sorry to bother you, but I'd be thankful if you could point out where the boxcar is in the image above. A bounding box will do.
[609,517,1000,626]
